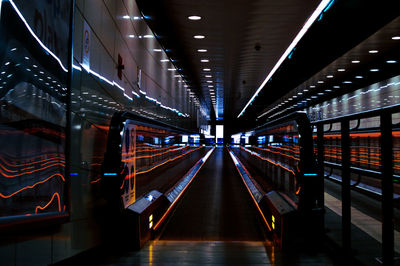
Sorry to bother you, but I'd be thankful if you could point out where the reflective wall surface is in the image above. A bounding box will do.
[0,0,69,221]
[0,0,202,264]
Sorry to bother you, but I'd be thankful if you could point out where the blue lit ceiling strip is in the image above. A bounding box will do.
[237,0,334,118]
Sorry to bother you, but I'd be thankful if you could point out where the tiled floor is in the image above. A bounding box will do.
[98,240,338,265]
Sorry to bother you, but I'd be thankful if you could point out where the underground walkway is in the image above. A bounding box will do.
[79,148,338,265]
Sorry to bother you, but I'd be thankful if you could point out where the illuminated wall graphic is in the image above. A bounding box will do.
[121,124,136,207]
[231,123,303,203]
[0,1,70,220]
[104,116,205,209]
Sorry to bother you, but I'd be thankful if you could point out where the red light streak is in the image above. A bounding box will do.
[0,158,65,174]
[119,147,204,189]
[136,147,202,175]
[122,146,187,162]
[252,146,300,161]
[0,173,65,198]
[35,192,61,213]
[241,147,295,175]
[90,177,102,184]
[0,162,65,178]
[0,154,64,167]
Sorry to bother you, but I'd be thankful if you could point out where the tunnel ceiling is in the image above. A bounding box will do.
[136,0,400,129]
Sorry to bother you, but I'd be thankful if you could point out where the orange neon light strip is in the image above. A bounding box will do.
[0,153,64,165]
[35,192,61,213]
[0,162,65,178]
[119,147,204,189]
[228,149,272,231]
[153,147,215,231]
[122,146,188,162]
[0,158,65,173]
[267,145,300,154]
[135,146,187,160]
[0,173,65,198]
[252,146,300,161]
[241,147,296,175]
[0,155,64,167]
[136,147,202,175]
[123,145,178,156]
[90,177,102,184]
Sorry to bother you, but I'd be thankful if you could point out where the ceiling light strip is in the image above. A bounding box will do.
[237,0,333,118]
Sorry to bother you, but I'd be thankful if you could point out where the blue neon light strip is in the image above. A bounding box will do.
[167,147,215,202]
[229,151,263,203]
[104,173,117,176]
[70,173,79,176]
[304,173,318,176]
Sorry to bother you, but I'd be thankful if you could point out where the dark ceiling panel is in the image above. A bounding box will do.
[136,0,400,133]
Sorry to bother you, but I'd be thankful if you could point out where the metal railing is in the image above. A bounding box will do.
[312,104,400,265]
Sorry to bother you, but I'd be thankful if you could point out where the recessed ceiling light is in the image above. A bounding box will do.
[153,49,162,52]
[392,36,400,40]
[184,85,189,87]
[160,59,169,62]
[310,85,316,88]
[338,68,345,72]
[317,81,324,84]
[318,92,324,95]
[205,75,212,78]
[343,81,352,84]
[194,35,205,39]
[355,76,363,79]
[174,75,180,77]
[207,80,213,83]
[188,15,201,20]
[297,92,303,95]
[351,60,360,63]
[327,75,334,78]
[201,59,209,62]
[122,15,130,19]
[143,35,154,39]
[333,86,340,88]
[128,34,135,38]
[303,89,309,92]
[203,68,211,71]
[386,60,397,63]
[369,50,378,54]
[370,68,379,72]
[168,68,176,71]
[198,49,207,52]
[208,85,214,88]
